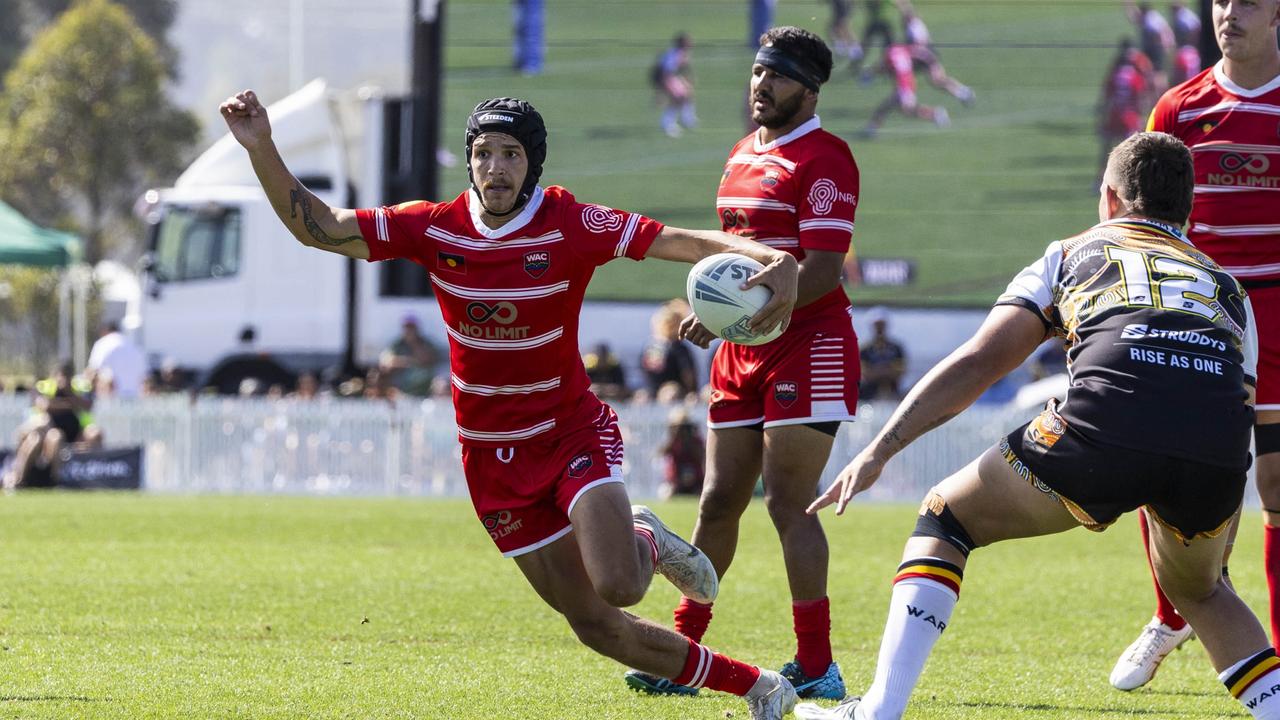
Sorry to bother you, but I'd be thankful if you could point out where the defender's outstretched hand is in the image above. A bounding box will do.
[808,448,885,516]
[219,90,272,151]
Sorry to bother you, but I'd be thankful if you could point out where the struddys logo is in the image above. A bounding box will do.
[773,381,798,408]
[567,453,594,478]
[524,250,550,278]
[482,510,523,540]
[760,169,781,189]
[1207,150,1279,189]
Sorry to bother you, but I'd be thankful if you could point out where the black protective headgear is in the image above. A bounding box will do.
[465,98,547,216]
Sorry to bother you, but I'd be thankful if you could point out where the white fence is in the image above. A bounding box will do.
[0,395,1053,500]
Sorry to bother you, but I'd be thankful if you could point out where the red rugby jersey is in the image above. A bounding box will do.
[356,186,662,446]
[716,116,859,324]
[1147,62,1280,283]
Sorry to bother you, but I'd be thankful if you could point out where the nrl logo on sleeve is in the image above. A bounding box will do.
[773,381,798,408]
[808,178,857,216]
[582,205,624,233]
[523,250,550,278]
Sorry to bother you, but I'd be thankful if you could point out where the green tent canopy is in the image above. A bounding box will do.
[0,200,80,267]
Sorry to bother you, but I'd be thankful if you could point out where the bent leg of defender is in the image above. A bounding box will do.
[515,530,795,716]
[1146,510,1280,719]
[1255,416,1280,647]
[810,445,1080,720]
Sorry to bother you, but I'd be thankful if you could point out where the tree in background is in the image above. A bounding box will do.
[0,0,197,264]
[0,0,178,85]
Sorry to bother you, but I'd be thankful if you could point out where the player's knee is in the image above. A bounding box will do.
[911,490,978,557]
[762,489,814,529]
[1159,571,1225,608]
[697,484,750,524]
[591,570,647,608]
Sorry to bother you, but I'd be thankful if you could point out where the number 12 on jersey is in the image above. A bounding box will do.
[1105,245,1220,320]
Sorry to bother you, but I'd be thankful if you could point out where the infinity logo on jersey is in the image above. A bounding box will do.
[721,208,749,229]
[582,205,624,233]
[1219,152,1270,174]
[524,251,550,278]
[567,453,594,478]
[807,178,856,216]
[482,510,524,540]
[774,381,798,408]
[465,301,518,325]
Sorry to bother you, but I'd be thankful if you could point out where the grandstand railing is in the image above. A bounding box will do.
[0,397,1257,503]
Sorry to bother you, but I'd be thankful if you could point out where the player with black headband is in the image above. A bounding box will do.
[219,90,804,719]
[626,26,861,701]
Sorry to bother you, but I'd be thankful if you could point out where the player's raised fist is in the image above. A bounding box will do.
[219,90,271,151]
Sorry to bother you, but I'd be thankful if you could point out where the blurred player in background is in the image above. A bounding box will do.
[1128,1,1177,92]
[1112,0,1280,692]
[220,89,806,719]
[801,132,1277,720]
[829,0,864,65]
[1170,1,1204,85]
[625,25,860,702]
[1098,38,1154,178]
[653,32,697,138]
[898,0,977,105]
[860,30,951,138]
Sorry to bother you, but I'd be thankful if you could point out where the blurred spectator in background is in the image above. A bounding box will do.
[1127,1,1175,92]
[512,0,544,75]
[380,314,440,396]
[1168,2,1202,85]
[749,0,777,47]
[155,357,187,393]
[653,33,697,138]
[658,406,706,499]
[640,300,700,399]
[859,307,906,400]
[829,0,864,65]
[86,321,146,399]
[363,367,399,403]
[583,341,630,401]
[1098,38,1153,178]
[291,371,321,400]
[3,362,101,488]
[860,30,952,138]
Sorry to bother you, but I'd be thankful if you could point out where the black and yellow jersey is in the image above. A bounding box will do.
[997,218,1257,470]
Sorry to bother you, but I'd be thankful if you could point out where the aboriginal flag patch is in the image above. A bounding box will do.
[437,251,467,275]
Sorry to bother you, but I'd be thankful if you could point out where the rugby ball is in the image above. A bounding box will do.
[686,253,784,346]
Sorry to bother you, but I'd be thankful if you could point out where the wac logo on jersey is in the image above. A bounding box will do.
[524,251,550,278]
[774,381,798,408]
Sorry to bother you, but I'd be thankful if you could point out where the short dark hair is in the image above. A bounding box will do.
[758,26,833,86]
[1105,132,1194,226]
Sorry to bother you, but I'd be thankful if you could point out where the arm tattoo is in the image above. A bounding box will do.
[289,184,362,247]
[878,400,957,453]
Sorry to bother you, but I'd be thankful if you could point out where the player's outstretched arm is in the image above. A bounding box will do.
[809,304,1047,516]
[647,226,799,335]
[219,90,369,260]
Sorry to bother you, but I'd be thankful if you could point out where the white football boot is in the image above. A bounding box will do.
[1110,616,1195,691]
[746,669,799,720]
[632,505,719,604]
[796,696,863,719]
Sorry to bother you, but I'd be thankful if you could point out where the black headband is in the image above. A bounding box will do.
[755,45,823,92]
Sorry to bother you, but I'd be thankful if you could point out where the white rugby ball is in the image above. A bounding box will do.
[686,253,784,346]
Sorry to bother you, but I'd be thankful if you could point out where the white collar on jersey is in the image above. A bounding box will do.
[467,185,546,239]
[753,115,821,153]
[1213,60,1280,98]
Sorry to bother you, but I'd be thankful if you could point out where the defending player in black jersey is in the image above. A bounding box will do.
[795,132,1278,720]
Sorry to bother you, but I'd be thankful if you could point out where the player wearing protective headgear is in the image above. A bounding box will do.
[624,25,860,702]
[219,88,805,719]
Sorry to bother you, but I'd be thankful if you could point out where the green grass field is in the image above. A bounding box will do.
[440,0,1127,306]
[0,493,1267,719]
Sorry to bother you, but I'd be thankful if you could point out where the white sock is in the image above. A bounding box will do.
[859,559,962,720]
[1222,649,1280,719]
